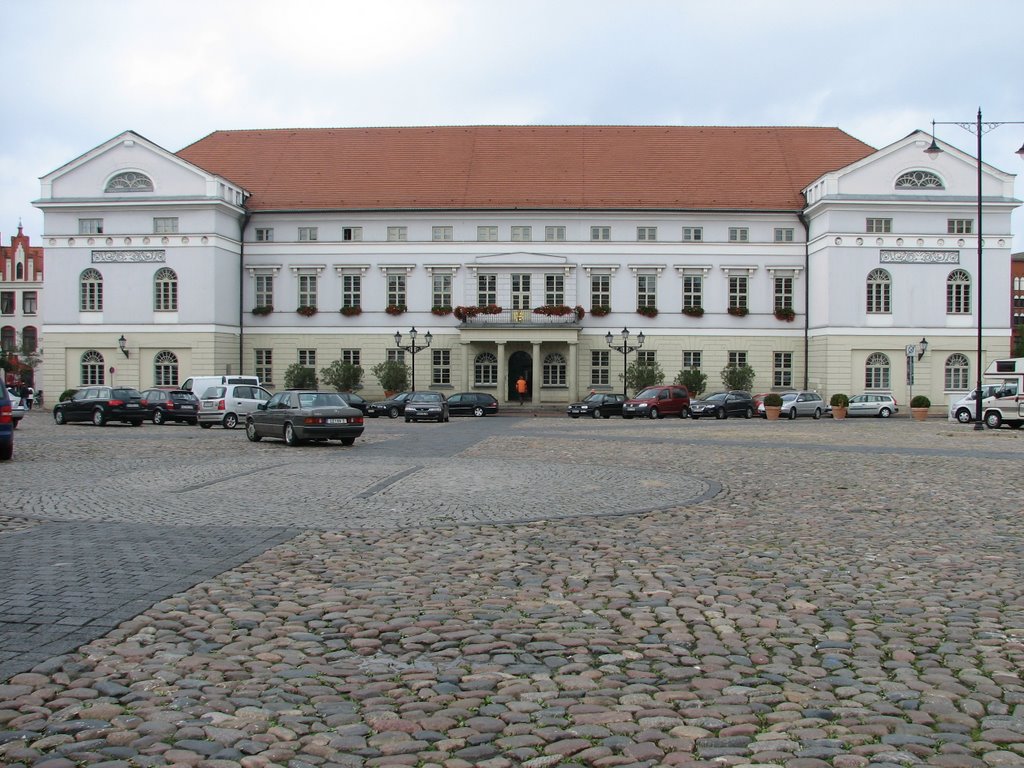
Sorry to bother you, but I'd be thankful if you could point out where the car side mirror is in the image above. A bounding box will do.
[258,402,267,410]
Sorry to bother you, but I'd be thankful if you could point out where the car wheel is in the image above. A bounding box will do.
[744,407,753,419]
[985,411,1002,429]
[788,408,797,420]
[341,436,355,445]
[813,408,822,420]
[245,420,262,442]
[680,407,689,419]
[388,406,399,419]
[92,409,106,426]
[879,407,892,418]
[473,406,485,417]
[284,422,300,445]
[153,410,165,425]
[591,408,602,419]
[649,407,659,419]
[0,439,11,461]
[405,417,411,423]
[54,410,66,425]
[223,413,239,429]
[200,422,213,429]
[954,408,971,423]
[716,408,726,420]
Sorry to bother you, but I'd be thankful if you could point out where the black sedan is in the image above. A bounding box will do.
[367,391,411,418]
[53,386,146,426]
[140,388,199,425]
[404,391,449,423]
[447,392,499,417]
[567,392,625,419]
[336,391,370,415]
[689,391,755,419]
[245,390,364,446]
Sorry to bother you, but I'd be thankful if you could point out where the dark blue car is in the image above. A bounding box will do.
[0,385,14,460]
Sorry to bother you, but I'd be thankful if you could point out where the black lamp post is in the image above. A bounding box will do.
[925,109,1024,429]
[606,327,644,400]
[118,335,129,358]
[394,327,432,391]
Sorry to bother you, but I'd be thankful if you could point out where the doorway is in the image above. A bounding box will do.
[508,351,532,402]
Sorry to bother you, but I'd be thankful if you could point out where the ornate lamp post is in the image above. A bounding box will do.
[606,327,644,401]
[394,327,432,391]
[925,109,1024,429]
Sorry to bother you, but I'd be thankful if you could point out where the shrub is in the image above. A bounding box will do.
[59,388,79,402]
[283,363,318,389]
[371,360,409,393]
[830,393,849,408]
[675,367,708,398]
[625,360,664,393]
[910,395,931,408]
[763,392,784,407]
[721,364,756,393]
[320,360,363,392]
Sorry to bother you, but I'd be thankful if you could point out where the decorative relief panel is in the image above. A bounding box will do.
[879,250,959,264]
[91,250,166,263]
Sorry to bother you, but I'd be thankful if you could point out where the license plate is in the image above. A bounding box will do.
[326,418,349,424]
[127,403,139,408]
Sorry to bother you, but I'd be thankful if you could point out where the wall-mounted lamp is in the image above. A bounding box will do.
[917,337,928,361]
[118,335,129,358]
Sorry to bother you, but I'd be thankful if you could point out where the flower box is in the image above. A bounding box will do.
[385,304,407,316]
[774,307,796,322]
[454,304,503,321]
[431,306,453,316]
[251,305,273,316]
[727,306,749,317]
[636,306,659,318]
[590,305,611,317]
[296,305,318,317]
[681,306,704,318]
[339,306,362,317]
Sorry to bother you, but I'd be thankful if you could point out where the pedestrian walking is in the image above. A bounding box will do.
[25,386,34,410]
[516,375,528,405]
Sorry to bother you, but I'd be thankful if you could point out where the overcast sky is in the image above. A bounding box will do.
[4,0,1023,248]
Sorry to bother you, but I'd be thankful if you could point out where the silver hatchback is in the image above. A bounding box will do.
[198,384,273,429]
[847,393,899,418]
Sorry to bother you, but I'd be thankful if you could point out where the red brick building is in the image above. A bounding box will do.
[1,224,44,386]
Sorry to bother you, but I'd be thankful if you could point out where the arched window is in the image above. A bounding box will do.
[474,352,497,386]
[0,326,14,352]
[81,350,105,386]
[895,170,944,189]
[154,267,178,311]
[15,263,23,279]
[944,353,970,390]
[542,352,567,386]
[105,171,153,192]
[22,326,37,353]
[946,269,971,314]
[80,268,103,311]
[154,350,179,386]
[865,353,891,390]
[866,268,891,314]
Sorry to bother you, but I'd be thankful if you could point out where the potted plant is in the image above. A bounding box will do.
[371,360,409,396]
[681,306,704,318]
[431,305,453,316]
[340,305,362,317]
[830,393,849,420]
[910,395,931,421]
[727,306,749,317]
[251,305,273,316]
[590,305,611,317]
[385,304,407,316]
[763,392,783,420]
[774,307,796,322]
[296,305,318,317]
[637,306,658,318]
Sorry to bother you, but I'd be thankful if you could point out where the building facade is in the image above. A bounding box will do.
[1,225,44,387]
[34,127,1020,409]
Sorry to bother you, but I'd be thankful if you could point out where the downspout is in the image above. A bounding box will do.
[238,205,251,374]
[798,209,811,390]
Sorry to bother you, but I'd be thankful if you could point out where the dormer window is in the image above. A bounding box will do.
[895,170,943,189]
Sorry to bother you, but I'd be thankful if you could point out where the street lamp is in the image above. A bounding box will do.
[925,109,1024,430]
[118,335,129,358]
[606,327,644,400]
[394,327,432,391]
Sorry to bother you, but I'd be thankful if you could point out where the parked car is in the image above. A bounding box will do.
[846,393,899,418]
[53,386,146,426]
[567,392,625,419]
[198,384,273,429]
[336,391,370,415]
[757,390,826,419]
[245,390,365,445]
[752,393,772,411]
[689,391,755,419]
[140,388,200,425]
[404,391,450,422]
[447,392,499,417]
[622,385,690,419]
[948,383,1016,423]
[367,391,411,418]
[180,375,261,397]
[6,388,26,429]
[0,386,14,460]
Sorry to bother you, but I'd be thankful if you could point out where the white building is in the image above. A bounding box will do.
[34,126,1019,407]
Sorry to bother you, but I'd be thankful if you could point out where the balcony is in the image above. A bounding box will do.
[456,305,583,327]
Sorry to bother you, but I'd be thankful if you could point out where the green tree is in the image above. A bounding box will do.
[283,363,318,389]
[320,360,363,392]
[371,360,409,393]
[675,367,707,398]
[624,359,664,394]
[721,364,756,392]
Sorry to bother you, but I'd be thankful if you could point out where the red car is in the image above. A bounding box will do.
[622,385,690,419]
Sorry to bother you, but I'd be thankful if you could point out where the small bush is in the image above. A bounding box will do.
[60,388,79,402]
[910,395,931,408]
[830,393,849,408]
[320,360,363,392]
[283,363,318,389]
[675,368,708,399]
[763,392,783,407]
[721,364,756,393]
[371,360,409,393]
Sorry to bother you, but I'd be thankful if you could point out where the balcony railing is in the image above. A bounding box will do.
[458,308,582,327]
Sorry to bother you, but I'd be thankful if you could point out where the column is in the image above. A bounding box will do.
[567,341,579,402]
[496,342,507,404]
[531,342,542,404]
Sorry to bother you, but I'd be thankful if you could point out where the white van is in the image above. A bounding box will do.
[180,375,261,399]
[978,359,1024,429]
[948,383,1010,423]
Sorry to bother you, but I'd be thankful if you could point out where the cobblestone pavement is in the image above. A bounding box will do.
[1,409,1023,767]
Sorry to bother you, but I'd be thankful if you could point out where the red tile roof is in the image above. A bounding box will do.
[176,126,875,213]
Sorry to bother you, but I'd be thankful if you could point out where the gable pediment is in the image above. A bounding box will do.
[468,252,572,268]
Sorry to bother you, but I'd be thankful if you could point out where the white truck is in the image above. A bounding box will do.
[978,358,1024,429]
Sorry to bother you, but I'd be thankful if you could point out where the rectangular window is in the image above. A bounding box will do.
[947,219,974,234]
[682,351,702,370]
[387,349,406,364]
[298,349,316,367]
[728,351,748,368]
[387,274,407,308]
[477,226,498,242]
[255,228,274,242]
[591,274,610,309]
[22,291,37,315]
[477,274,497,306]
[255,349,273,386]
[637,274,657,309]
[591,350,610,386]
[545,226,566,241]
[511,274,531,309]
[774,228,794,242]
[432,225,453,241]
[298,227,318,241]
[729,227,749,242]
[866,218,892,233]
[637,350,656,366]
[637,227,657,241]
[341,349,361,367]
[681,227,703,242]
[773,352,793,388]
[591,226,611,241]
[774,276,794,311]
[342,227,362,241]
[0,291,13,315]
[729,275,748,310]
[682,275,702,309]
[511,226,532,242]
[432,273,452,309]
[387,226,407,242]
[298,274,318,308]
[153,217,179,234]
[545,273,564,305]
[342,274,361,309]
[255,274,274,308]
[78,218,103,235]
[432,349,451,385]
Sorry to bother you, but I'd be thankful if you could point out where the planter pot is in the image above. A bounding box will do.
[831,406,847,420]
[911,407,929,421]
[765,406,781,421]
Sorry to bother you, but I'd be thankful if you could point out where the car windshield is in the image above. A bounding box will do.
[781,393,798,402]
[634,388,661,400]
[705,393,728,403]
[583,393,603,402]
[113,389,141,398]
[411,393,442,402]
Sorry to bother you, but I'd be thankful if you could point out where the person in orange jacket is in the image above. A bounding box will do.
[516,375,528,405]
